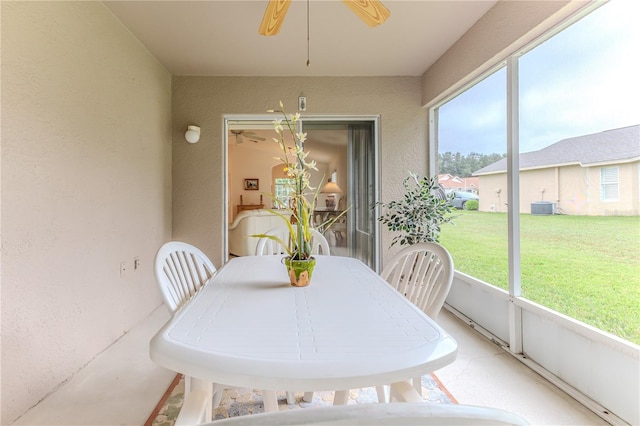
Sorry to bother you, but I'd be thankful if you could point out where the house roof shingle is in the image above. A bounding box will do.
[474,124,640,175]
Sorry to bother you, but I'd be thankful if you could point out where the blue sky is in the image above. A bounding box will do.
[438,0,639,155]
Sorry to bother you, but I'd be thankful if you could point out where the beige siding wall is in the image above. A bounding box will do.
[477,174,508,213]
[477,162,640,215]
[520,168,559,213]
[1,2,172,423]
[557,165,588,214]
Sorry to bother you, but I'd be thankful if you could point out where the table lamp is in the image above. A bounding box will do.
[320,180,342,210]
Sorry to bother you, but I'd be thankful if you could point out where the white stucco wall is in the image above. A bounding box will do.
[1,2,172,423]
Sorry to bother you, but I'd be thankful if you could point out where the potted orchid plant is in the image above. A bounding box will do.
[253,102,346,286]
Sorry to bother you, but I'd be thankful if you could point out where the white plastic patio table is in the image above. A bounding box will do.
[149,255,458,423]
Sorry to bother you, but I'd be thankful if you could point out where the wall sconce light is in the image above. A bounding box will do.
[185,125,200,143]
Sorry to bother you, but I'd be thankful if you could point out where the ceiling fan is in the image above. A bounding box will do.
[231,130,267,144]
[259,0,390,36]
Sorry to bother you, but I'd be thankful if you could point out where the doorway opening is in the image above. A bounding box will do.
[224,115,380,270]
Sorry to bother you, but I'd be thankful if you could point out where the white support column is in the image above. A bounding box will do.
[506,55,523,354]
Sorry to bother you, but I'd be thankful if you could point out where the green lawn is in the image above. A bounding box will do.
[438,211,640,344]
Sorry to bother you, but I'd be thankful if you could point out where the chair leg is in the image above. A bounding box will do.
[413,375,422,395]
[187,377,213,421]
[286,391,296,404]
[303,391,314,402]
[212,383,226,408]
[375,384,388,403]
[262,390,278,413]
[333,390,349,405]
[184,375,191,396]
[175,390,210,426]
[389,380,423,403]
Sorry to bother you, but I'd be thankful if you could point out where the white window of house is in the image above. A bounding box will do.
[433,0,639,345]
[600,167,619,201]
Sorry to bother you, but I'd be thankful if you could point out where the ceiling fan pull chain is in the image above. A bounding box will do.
[306,0,310,67]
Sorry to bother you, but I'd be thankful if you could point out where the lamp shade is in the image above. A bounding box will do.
[320,181,342,194]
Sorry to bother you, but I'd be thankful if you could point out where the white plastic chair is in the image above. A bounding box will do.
[382,242,454,319]
[375,242,454,403]
[255,226,331,256]
[154,241,217,314]
[331,196,348,245]
[204,402,530,426]
[255,226,329,404]
[154,241,229,415]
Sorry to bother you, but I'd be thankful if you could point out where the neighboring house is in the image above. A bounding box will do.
[473,125,640,215]
[437,174,479,195]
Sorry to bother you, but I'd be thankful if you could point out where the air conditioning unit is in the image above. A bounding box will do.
[531,202,556,215]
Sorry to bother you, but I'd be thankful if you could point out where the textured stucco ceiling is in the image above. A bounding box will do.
[104,0,497,77]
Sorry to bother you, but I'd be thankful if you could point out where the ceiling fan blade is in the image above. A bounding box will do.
[244,132,266,141]
[259,0,291,36]
[342,0,390,27]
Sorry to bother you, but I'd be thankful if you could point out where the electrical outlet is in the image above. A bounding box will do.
[120,261,126,278]
[134,257,140,271]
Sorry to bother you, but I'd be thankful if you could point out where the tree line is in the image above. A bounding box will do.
[438,152,506,178]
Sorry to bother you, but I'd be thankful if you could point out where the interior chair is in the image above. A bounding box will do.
[154,241,230,410]
[255,226,329,404]
[374,242,455,403]
[204,402,530,426]
[331,196,347,246]
[255,226,331,256]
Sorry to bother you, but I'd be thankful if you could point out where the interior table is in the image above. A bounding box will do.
[149,255,458,423]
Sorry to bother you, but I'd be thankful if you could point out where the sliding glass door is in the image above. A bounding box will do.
[224,115,380,271]
[302,120,379,270]
[349,123,377,268]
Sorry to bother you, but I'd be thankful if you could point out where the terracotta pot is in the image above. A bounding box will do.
[284,257,316,287]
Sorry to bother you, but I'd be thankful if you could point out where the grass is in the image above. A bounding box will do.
[438,211,640,344]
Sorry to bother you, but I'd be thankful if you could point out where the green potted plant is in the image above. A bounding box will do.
[377,172,455,247]
[253,102,345,286]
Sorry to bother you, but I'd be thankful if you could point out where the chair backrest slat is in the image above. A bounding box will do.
[180,251,201,296]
